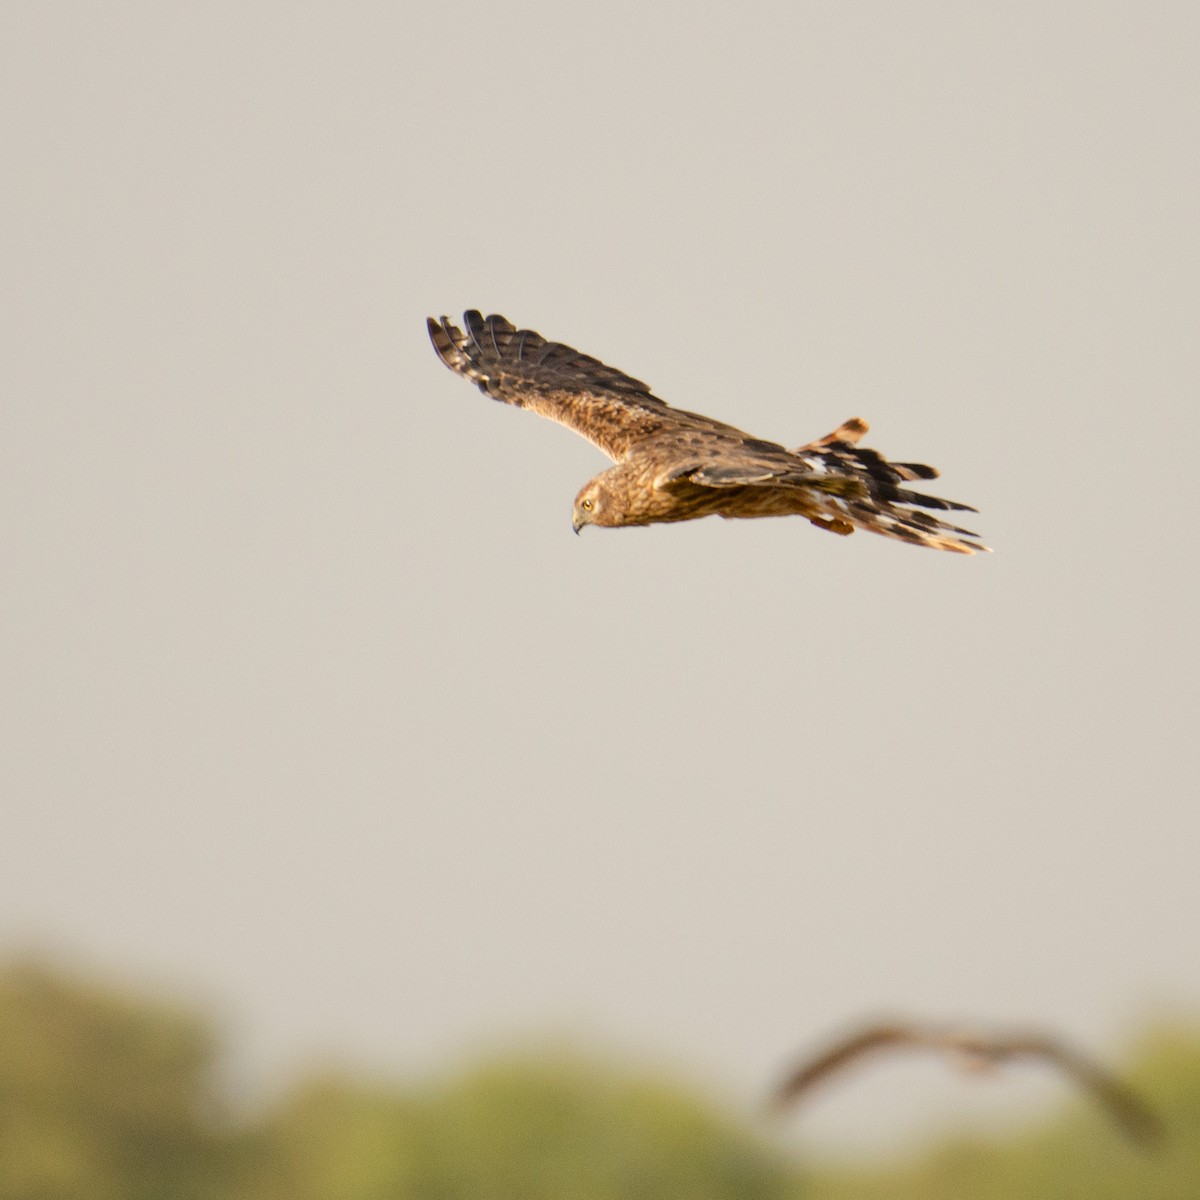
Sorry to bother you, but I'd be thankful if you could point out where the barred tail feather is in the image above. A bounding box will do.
[801,427,989,554]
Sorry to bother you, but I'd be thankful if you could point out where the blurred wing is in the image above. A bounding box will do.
[770,1023,925,1110]
[428,311,671,460]
[1011,1037,1166,1149]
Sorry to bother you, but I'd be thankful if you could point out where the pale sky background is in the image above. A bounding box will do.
[2,0,1198,1152]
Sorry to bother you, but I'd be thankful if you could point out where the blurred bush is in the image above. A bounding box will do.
[235,1058,790,1200]
[0,961,225,1200]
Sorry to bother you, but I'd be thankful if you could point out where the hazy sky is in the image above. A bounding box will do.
[3,1,1198,1149]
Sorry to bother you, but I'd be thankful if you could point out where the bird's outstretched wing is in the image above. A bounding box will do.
[769,1023,925,1110]
[1005,1034,1165,1149]
[427,311,671,460]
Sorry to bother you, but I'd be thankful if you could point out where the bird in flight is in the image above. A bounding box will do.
[769,1019,1163,1149]
[428,311,987,553]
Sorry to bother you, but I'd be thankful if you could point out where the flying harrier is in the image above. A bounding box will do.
[427,311,988,553]
[769,1020,1163,1148]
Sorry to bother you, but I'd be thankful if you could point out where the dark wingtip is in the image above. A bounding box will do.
[892,461,940,481]
[426,314,456,368]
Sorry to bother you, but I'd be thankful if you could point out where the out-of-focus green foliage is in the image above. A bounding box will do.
[235,1056,790,1200]
[229,1076,434,1200]
[0,961,224,1200]
[2,960,1199,1199]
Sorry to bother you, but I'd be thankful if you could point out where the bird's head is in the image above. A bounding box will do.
[572,466,642,533]
[571,480,605,533]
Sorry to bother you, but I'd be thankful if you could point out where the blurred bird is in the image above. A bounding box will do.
[428,310,988,553]
[769,1019,1164,1149]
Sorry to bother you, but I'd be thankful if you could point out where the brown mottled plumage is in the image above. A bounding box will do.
[770,1020,1164,1149]
[427,311,988,553]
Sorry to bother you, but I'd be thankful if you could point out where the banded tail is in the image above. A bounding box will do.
[797,419,989,555]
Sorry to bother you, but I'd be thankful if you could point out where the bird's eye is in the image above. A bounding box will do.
[581,498,594,511]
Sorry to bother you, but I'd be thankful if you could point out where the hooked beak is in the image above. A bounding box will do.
[571,514,582,535]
